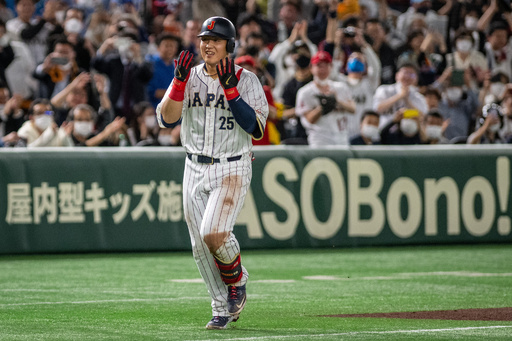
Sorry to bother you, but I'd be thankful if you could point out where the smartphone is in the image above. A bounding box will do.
[51,57,69,65]
[450,69,465,87]
[403,109,419,118]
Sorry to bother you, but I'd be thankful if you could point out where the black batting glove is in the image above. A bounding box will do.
[173,50,194,85]
[316,94,337,115]
[217,57,240,100]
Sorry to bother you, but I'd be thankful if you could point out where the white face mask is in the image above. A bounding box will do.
[0,35,9,47]
[400,118,418,136]
[425,125,443,140]
[490,82,506,99]
[361,124,380,141]
[0,104,5,113]
[456,40,472,53]
[74,121,94,136]
[158,135,174,146]
[465,16,478,30]
[446,87,463,102]
[284,55,296,69]
[489,123,501,133]
[347,77,361,86]
[144,116,157,129]
[65,18,83,34]
[314,76,329,86]
[55,10,65,24]
[34,114,53,131]
[60,62,72,71]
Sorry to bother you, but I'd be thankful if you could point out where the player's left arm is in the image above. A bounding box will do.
[217,57,268,139]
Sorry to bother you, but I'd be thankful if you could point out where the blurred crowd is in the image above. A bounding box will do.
[0,0,511,147]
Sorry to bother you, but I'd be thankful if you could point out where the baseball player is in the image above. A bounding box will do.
[295,51,356,146]
[156,16,269,330]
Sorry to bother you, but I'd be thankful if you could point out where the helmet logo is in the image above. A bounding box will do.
[207,21,215,30]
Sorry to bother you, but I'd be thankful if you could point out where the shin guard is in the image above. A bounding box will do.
[214,254,243,284]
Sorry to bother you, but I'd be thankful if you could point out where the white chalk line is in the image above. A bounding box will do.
[0,296,205,307]
[188,325,512,341]
[304,271,512,281]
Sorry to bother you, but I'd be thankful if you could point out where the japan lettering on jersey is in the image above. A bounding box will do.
[157,64,269,158]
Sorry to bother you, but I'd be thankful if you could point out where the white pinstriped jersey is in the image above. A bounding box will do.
[295,80,353,146]
[157,64,269,158]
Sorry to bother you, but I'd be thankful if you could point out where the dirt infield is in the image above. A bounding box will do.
[322,308,512,321]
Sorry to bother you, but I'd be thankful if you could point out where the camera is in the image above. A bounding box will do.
[343,26,356,38]
[50,57,69,65]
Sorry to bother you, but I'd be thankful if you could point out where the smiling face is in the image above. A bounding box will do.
[200,36,228,67]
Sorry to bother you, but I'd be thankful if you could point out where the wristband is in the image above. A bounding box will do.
[224,87,240,101]
[168,79,186,101]
[329,11,337,19]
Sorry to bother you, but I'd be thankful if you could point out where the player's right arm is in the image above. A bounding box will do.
[157,51,194,127]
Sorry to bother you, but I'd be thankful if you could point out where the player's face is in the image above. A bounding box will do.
[200,36,228,65]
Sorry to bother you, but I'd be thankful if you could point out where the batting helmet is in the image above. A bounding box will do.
[197,16,236,53]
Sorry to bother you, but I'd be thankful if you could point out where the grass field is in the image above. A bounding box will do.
[1,244,512,340]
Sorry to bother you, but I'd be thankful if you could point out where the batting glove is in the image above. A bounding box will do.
[217,57,240,101]
[316,94,337,115]
[169,50,194,101]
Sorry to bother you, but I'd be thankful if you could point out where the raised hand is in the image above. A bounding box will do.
[174,50,194,84]
[216,57,238,90]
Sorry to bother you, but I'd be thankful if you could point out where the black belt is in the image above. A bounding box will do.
[187,153,242,164]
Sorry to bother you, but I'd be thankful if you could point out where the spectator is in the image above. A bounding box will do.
[6,0,63,64]
[0,0,14,23]
[445,29,488,87]
[499,88,512,142]
[349,110,381,145]
[0,19,14,88]
[67,103,126,146]
[126,101,162,146]
[84,9,111,49]
[423,109,449,144]
[373,62,428,128]
[146,33,180,109]
[278,45,312,145]
[396,0,449,39]
[269,20,317,102]
[91,29,153,124]
[49,7,95,71]
[480,72,509,106]
[326,19,381,139]
[181,19,201,61]
[17,98,73,147]
[276,1,301,43]
[365,18,397,85]
[295,50,356,146]
[380,108,425,145]
[438,69,479,142]
[467,103,506,144]
[0,81,24,138]
[33,36,82,99]
[50,71,114,131]
[484,21,512,81]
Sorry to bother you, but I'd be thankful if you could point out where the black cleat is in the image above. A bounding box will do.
[227,284,246,315]
[205,316,235,330]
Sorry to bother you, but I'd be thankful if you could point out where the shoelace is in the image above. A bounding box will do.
[229,286,238,300]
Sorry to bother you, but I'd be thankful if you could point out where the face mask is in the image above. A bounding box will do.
[55,10,65,24]
[425,125,442,140]
[0,104,5,113]
[74,121,94,137]
[465,16,478,30]
[347,58,365,73]
[284,55,296,69]
[314,76,329,86]
[361,124,380,141]
[489,123,501,133]
[34,114,53,131]
[416,6,429,15]
[145,116,157,129]
[456,40,472,53]
[65,19,83,34]
[158,135,174,146]
[490,83,506,99]
[296,55,311,69]
[446,87,463,102]
[400,118,418,135]
[347,77,360,86]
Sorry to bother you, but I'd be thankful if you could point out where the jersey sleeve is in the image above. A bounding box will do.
[237,67,269,139]
[295,85,314,117]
